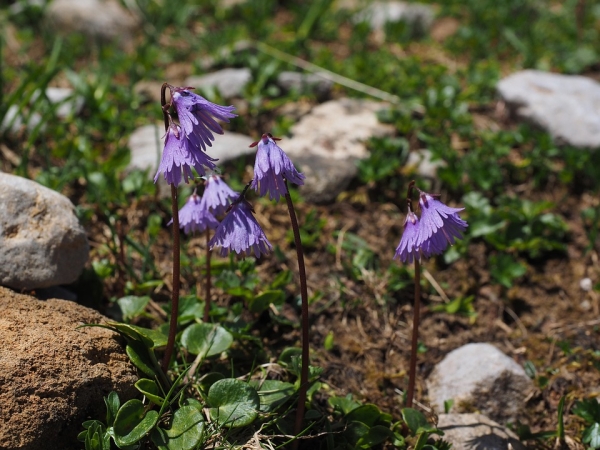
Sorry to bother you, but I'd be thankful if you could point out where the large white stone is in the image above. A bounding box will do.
[498,70,600,149]
[283,98,394,202]
[0,173,89,289]
[46,0,140,42]
[354,1,435,34]
[427,343,533,423]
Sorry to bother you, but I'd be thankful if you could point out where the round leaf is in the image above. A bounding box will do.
[249,379,295,412]
[181,323,233,357]
[117,296,150,321]
[151,405,204,450]
[135,378,165,406]
[208,378,259,428]
[113,399,159,446]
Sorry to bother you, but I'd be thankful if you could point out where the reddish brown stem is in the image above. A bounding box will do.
[284,184,309,447]
[161,184,181,372]
[406,258,421,408]
[204,229,212,322]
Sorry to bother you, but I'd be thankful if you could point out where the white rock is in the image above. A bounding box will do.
[0,173,89,289]
[283,98,393,202]
[427,343,533,423]
[406,149,445,178]
[354,1,435,34]
[498,70,600,149]
[277,72,333,98]
[46,0,140,42]
[185,68,252,99]
[437,414,526,450]
[42,87,84,118]
[0,105,42,134]
[580,277,593,291]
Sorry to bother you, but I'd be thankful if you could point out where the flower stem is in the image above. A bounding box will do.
[160,82,180,373]
[204,229,212,322]
[284,184,309,445]
[406,258,421,408]
[162,184,181,372]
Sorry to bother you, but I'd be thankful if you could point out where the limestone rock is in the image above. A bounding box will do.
[0,286,138,450]
[427,343,533,423]
[277,72,333,98]
[185,68,252,99]
[283,98,394,202]
[354,1,435,36]
[497,70,600,149]
[437,414,526,450]
[46,0,140,42]
[406,149,446,178]
[0,173,89,290]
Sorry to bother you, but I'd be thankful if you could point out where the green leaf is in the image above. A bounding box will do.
[346,404,383,427]
[249,379,295,412]
[105,392,120,427]
[151,405,205,450]
[135,378,165,406]
[583,423,600,449]
[573,399,600,424]
[557,396,565,440]
[117,296,150,321]
[329,394,361,415]
[208,378,260,428]
[248,290,285,313]
[105,322,168,349]
[402,408,435,434]
[356,425,394,448]
[180,323,233,358]
[113,399,159,447]
[278,347,302,365]
[126,339,159,378]
[344,420,370,445]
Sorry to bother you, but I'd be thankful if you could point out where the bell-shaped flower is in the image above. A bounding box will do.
[199,174,238,216]
[168,191,219,235]
[416,191,467,254]
[208,198,272,258]
[250,134,305,201]
[171,88,236,150]
[394,208,421,264]
[154,124,217,186]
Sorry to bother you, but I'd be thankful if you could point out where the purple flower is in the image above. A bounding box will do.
[416,191,467,254]
[250,134,305,201]
[168,191,219,235]
[171,88,237,150]
[394,209,421,264]
[154,124,218,186]
[199,175,238,216]
[208,198,272,258]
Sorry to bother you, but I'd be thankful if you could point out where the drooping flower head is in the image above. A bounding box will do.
[250,133,305,201]
[394,208,421,264]
[168,190,219,235]
[395,185,468,264]
[208,197,272,258]
[171,87,237,151]
[154,123,218,186]
[199,174,238,216]
[416,191,467,255]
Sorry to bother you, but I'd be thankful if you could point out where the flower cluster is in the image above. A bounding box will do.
[394,190,467,264]
[155,86,236,186]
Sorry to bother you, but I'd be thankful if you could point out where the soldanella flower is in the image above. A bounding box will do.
[168,190,219,235]
[154,124,218,186]
[416,191,467,253]
[394,208,421,264]
[171,87,237,150]
[250,133,305,201]
[395,189,467,263]
[209,198,272,258]
[199,174,238,216]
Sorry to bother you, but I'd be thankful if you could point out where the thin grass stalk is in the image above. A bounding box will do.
[204,229,212,322]
[406,258,421,408]
[283,183,309,446]
[160,83,181,372]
